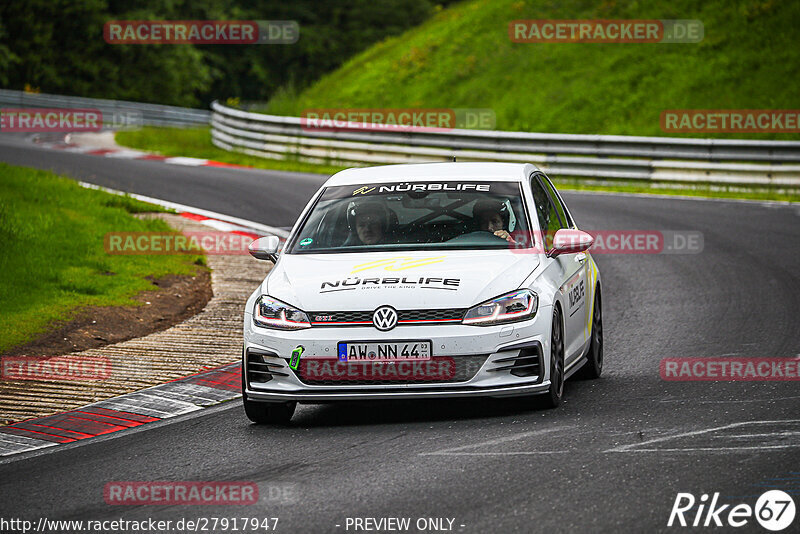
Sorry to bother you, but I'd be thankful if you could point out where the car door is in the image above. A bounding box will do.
[543,174,595,351]
[530,173,588,363]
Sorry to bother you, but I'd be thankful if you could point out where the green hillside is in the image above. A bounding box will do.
[265,0,800,139]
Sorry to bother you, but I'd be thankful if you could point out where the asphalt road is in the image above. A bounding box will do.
[1,134,798,533]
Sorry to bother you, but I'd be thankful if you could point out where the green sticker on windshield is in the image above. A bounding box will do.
[299,238,313,246]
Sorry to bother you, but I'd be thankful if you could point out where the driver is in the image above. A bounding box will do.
[472,199,514,242]
[346,200,392,245]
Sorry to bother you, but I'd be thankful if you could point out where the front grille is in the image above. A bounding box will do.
[308,308,465,327]
[246,349,290,385]
[400,309,463,322]
[291,355,488,386]
[309,311,372,324]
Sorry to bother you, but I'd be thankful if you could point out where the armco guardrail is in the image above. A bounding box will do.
[211,101,800,186]
[0,89,210,128]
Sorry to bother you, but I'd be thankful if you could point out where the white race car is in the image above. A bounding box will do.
[242,163,603,424]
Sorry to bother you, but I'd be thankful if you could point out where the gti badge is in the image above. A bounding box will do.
[372,306,398,331]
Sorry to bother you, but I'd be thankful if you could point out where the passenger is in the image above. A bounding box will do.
[472,199,514,242]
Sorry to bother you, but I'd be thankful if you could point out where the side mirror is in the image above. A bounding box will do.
[548,229,594,258]
[248,235,281,262]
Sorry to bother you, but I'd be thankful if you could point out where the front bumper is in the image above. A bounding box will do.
[245,382,550,401]
[243,309,552,402]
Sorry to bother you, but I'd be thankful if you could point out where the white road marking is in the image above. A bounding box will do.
[0,433,58,456]
[155,382,240,405]
[661,395,800,404]
[724,432,800,438]
[103,149,148,159]
[422,451,572,456]
[605,420,800,453]
[198,218,252,233]
[46,144,94,153]
[91,393,203,419]
[420,426,572,456]
[609,445,799,453]
[163,156,210,166]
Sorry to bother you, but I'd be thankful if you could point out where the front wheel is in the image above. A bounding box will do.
[243,398,296,425]
[540,306,565,408]
[242,368,296,425]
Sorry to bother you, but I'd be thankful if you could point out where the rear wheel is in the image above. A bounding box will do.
[577,288,603,379]
[242,368,296,425]
[540,306,565,408]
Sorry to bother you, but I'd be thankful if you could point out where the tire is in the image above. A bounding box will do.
[241,366,296,425]
[576,288,603,380]
[243,398,296,425]
[540,306,565,408]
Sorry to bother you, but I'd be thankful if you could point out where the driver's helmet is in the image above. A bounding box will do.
[346,199,392,232]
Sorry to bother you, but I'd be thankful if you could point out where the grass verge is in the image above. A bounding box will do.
[0,163,205,353]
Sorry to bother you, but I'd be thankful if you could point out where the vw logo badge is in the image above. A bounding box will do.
[372,306,398,331]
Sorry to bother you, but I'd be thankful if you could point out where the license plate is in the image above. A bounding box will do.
[338,341,432,362]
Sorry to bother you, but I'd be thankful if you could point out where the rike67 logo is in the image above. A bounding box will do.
[669,490,795,531]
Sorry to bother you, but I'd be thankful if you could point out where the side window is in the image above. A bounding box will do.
[540,174,573,228]
[529,177,550,234]
[529,174,565,250]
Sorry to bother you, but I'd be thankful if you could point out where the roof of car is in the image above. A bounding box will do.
[324,162,539,186]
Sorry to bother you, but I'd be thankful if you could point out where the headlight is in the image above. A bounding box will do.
[253,296,311,330]
[462,289,538,326]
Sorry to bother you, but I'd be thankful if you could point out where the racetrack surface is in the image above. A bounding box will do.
[1,133,798,532]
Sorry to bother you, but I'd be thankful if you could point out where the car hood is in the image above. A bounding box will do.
[264,250,539,311]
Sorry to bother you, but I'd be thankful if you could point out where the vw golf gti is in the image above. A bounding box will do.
[242,162,603,424]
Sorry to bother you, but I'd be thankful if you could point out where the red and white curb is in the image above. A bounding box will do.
[0,363,241,457]
[79,182,290,239]
[36,136,253,170]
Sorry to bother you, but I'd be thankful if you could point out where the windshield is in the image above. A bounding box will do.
[287,181,531,254]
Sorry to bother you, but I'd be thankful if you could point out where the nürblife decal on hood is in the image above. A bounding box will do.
[320,276,460,293]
